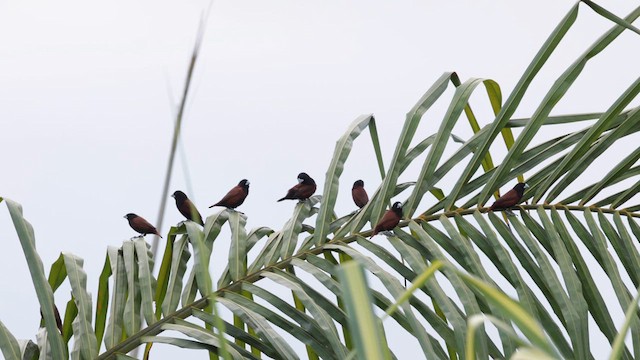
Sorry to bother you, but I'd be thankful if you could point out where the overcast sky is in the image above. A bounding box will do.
[1,1,639,358]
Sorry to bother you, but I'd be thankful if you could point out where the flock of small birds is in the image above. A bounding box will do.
[124,172,528,239]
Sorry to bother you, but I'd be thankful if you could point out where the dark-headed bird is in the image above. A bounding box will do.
[277,172,316,202]
[124,213,162,237]
[371,202,403,237]
[489,182,529,211]
[209,179,250,209]
[172,190,204,225]
[352,180,369,208]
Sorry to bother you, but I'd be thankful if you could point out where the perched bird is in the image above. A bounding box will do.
[172,190,204,225]
[124,213,162,237]
[209,179,250,209]
[277,172,317,202]
[371,202,403,237]
[352,180,369,208]
[489,182,529,211]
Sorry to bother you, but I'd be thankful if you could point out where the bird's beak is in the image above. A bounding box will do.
[123,215,127,219]
[297,178,303,184]
[246,181,250,186]
[524,183,530,189]
[170,194,175,198]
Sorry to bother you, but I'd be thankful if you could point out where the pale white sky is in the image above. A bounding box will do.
[1,1,639,359]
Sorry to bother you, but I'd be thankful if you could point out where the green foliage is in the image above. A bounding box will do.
[2,2,640,360]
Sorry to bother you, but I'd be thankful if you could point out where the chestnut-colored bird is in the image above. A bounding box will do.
[124,213,162,237]
[371,202,403,237]
[209,179,250,209]
[172,190,204,225]
[489,182,529,211]
[352,180,369,208]
[277,172,316,202]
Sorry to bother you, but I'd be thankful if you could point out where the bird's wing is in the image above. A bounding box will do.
[491,189,519,209]
[214,186,243,207]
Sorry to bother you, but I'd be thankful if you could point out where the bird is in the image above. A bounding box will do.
[352,179,369,208]
[371,202,403,237]
[489,182,529,212]
[209,179,250,209]
[124,213,162,237]
[277,172,317,202]
[172,190,204,225]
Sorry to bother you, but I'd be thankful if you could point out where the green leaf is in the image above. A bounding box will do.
[482,5,640,206]
[95,253,112,347]
[357,72,455,234]
[457,4,580,207]
[19,339,39,360]
[133,238,157,326]
[581,0,640,36]
[338,261,392,360]
[161,321,243,359]
[217,296,300,359]
[140,336,218,353]
[162,235,191,315]
[541,97,640,203]
[0,319,21,360]
[579,146,640,205]
[458,273,555,356]
[228,211,249,281]
[406,77,492,216]
[186,221,212,297]
[383,260,444,319]
[314,114,374,245]
[281,196,320,259]
[47,254,67,292]
[153,227,176,319]
[61,298,77,344]
[36,328,51,360]
[122,241,141,337]
[63,253,98,359]
[262,269,348,358]
[609,285,640,360]
[191,308,279,358]
[4,199,67,359]
[104,247,127,349]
